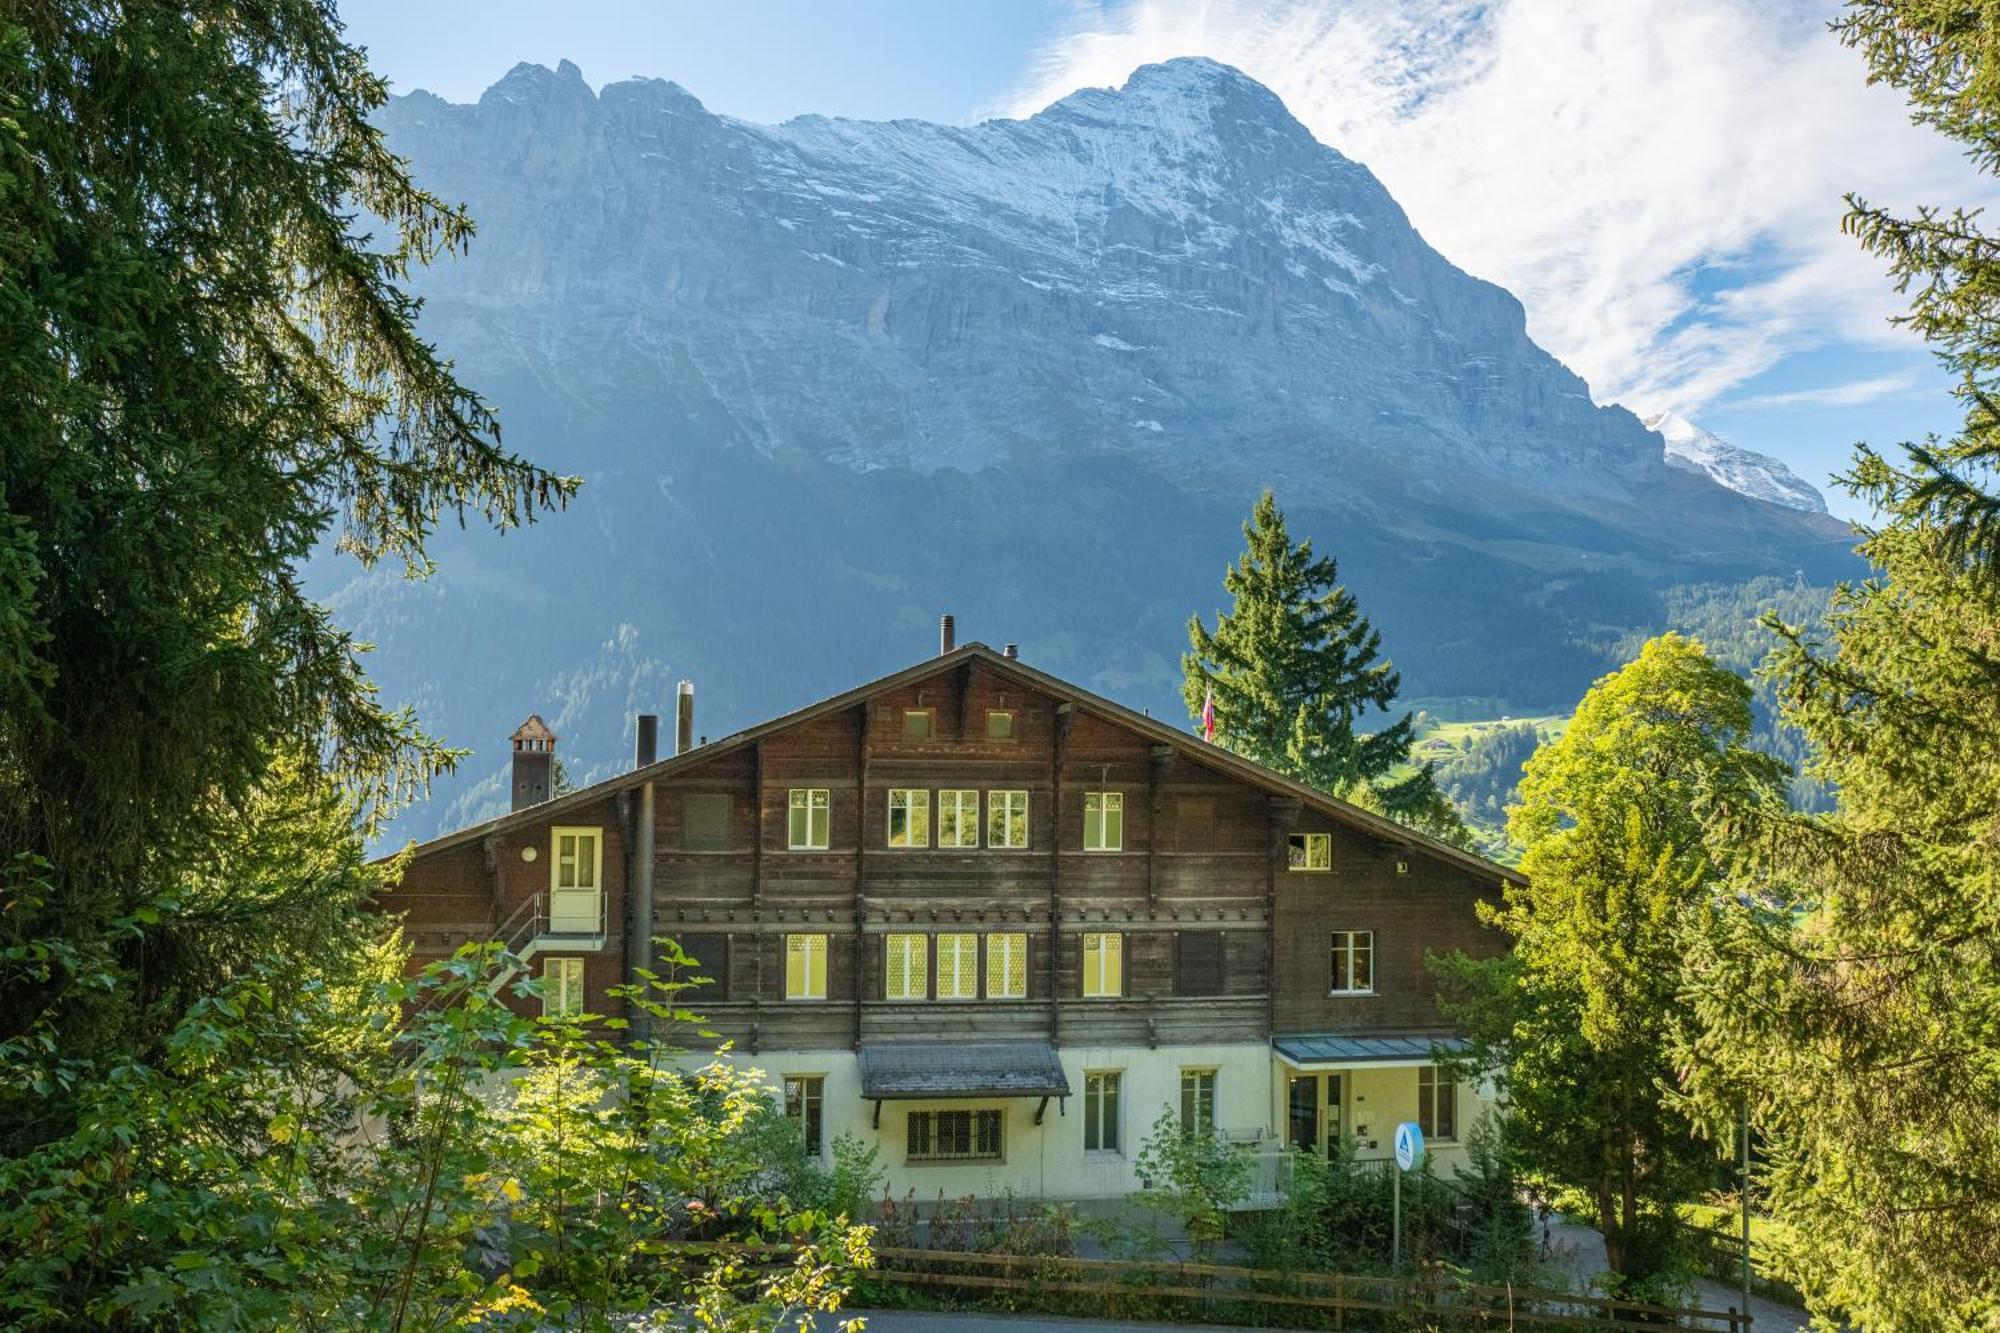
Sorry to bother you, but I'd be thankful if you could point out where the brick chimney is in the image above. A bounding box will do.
[510,714,557,811]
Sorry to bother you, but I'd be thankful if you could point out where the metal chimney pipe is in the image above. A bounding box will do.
[1003,643,1019,660]
[635,713,659,768]
[940,613,956,655]
[675,680,695,755]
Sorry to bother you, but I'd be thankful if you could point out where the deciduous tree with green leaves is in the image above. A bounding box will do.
[1183,491,1466,844]
[1435,635,1782,1298]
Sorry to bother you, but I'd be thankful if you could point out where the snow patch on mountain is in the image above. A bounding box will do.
[1644,412,1827,514]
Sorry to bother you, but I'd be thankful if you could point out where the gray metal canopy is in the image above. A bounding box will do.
[857,1040,1071,1100]
[1273,1033,1470,1067]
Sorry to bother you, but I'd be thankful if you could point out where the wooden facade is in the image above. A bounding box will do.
[381,642,1519,1197]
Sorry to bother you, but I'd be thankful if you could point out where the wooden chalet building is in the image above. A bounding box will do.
[382,625,1520,1201]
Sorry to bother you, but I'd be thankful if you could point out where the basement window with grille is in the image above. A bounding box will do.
[907,1108,1004,1162]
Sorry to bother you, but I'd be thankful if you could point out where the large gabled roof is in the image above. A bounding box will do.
[384,642,1525,887]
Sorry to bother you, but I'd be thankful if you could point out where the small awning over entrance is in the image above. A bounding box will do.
[1273,1033,1470,1068]
[858,1040,1071,1100]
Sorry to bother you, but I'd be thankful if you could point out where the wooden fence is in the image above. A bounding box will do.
[668,1241,1756,1331]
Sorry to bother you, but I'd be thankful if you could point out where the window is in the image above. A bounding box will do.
[1180,1069,1216,1137]
[988,790,1029,848]
[785,933,827,1000]
[986,709,1015,741]
[550,827,603,933]
[542,957,584,1018]
[1176,797,1215,852]
[908,1108,1003,1162]
[986,933,1028,999]
[1084,1071,1121,1152]
[1082,931,1123,998]
[936,932,978,1000]
[683,793,732,851]
[788,789,830,850]
[674,933,729,998]
[887,788,930,848]
[1175,931,1224,997]
[1288,832,1333,871]
[553,828,602,890]
[1082,791,1124,851]
[1420,1066,1458,1141]
[785,1075,825,1156]
[938,789,981,848]
[885,932,929,1000]
[903,708,933,740]
[1330,931,1374,994]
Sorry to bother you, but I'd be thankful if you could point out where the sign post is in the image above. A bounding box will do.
[1392,1122,1425,1273]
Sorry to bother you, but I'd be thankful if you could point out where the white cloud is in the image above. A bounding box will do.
[1728,373,1918,410]
[998,0,1989,415]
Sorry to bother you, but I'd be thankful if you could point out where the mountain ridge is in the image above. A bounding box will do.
[331,58,1856,841]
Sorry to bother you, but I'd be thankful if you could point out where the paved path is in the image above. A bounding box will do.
[1539,1214,1813,1333]
[808,1315,1253,1332]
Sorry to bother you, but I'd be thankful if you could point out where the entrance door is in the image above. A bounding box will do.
[550,828,602,934]
[1286,1074,1346,1156]
[1288,1076,1319,1153]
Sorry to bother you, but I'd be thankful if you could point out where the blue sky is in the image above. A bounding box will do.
[338,0,1980,520]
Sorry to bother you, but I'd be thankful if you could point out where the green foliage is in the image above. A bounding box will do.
[0,938,872,1328]
[0,0,574,1153]
[1185,490,1468,845]
[1667,8,2000,1328]
[1243,1119,1549,1287]
[1132,1108,1251,1257]
[1435,635,1781,1300]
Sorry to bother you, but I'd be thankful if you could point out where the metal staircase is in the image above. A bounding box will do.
[405,891,608,1018]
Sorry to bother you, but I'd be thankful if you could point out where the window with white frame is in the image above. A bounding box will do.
[1084,1071,1121,1152]
[988,790,1029,848]
[885,932,928,1000]
[1082,791,1124,851]
[785,1075,825,1156]
[1330,930,1374,994]
[1419,1065,1458,1141]
[938,789,980,848]
[1288,832,1333,871]
[785,933,827,1000]
[986,932,1028,999]
[552,828,601,891]
[1082,931,1123,998]
[907,1108,1003,1162]
[542,957,584,1018]
[936,932,978,999]
[788,788,830,850]
[1179,1068,1216,1137]
[887,789,930,848]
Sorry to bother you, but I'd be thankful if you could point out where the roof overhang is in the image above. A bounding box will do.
[858,1039,1071,1100]
[1273,1033,1471,1070]
[378,642,1524,890]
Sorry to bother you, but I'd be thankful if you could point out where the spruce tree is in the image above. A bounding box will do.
[0,2,573,1153]
[1183,491,1464,841]
[1677,7,2000,1325]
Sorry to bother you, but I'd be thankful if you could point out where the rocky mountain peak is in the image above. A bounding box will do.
[1643,412,1828,514]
